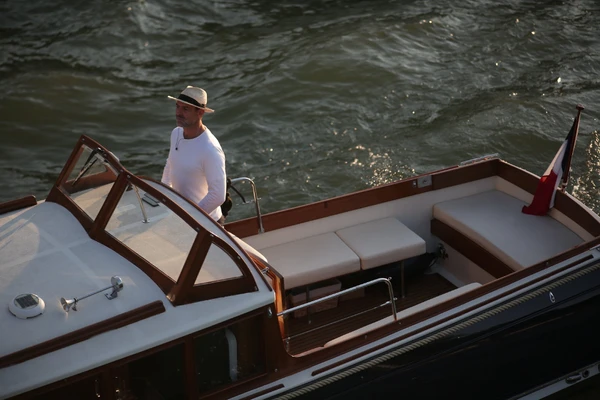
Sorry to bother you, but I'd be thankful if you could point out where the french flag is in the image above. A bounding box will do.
[522,105,584,216]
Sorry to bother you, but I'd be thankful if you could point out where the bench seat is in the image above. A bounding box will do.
[259,232,361,289]
[336,217,426,270]
[254,217,427,291]
[433,190,584,270]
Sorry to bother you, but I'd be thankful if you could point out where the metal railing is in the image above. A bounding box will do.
[230,177,264,233]
[278,278,398,348]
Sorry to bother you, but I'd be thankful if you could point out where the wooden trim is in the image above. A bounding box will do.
[497,161,600,236]
[47,136,122,205]
[101,368,111,400]
[168,230,212,305]
[140,175,272,292]
[62,169,119,195]
[185,277,255,303]
[430,218,514,278]
[555,191,600,236]
[11,367,107,400]
[226,175,434,238]
[250,256,286,334]
[192,309,289,400]
[209,235,261,287]
[303,238,600,376]
[0,195,37,215]
[237,384,285,400]
[88,173,129,239]
[184,336,199,400]
[43,151,262,305]
[431,159,498,190]
[133,177,260,303]
[311,251,598,376]
[47,188,95,232]
[0,300,165,369]
[47,136,87,198]
[226,160,499,238]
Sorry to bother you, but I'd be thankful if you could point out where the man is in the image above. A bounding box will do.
[162,86,227,224]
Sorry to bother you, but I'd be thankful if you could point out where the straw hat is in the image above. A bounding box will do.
[168,86,214,113]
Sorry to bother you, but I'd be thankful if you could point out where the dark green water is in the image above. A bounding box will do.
[1,0,600,397]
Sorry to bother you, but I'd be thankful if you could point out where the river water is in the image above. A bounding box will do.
[1,0,600,398]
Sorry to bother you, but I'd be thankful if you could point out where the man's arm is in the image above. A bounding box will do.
[161,128,178,187]
[161,157,172,187]
[198,148,226,214]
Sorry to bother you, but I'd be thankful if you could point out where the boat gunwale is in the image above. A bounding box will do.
[7,140,600,399]
[0,301,166,370]
[226,158,600,239]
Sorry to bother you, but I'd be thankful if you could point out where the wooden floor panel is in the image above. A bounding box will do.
[285,273,456,354]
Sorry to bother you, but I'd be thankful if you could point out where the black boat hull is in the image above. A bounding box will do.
[280,262,600,400]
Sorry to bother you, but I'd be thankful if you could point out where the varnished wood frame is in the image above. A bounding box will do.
[310,251,598,377]
[496,161,600,236]
[43,135,261,304]
[139,176,273,293]
[249,255,287,334]
[10,367,109,400]
[0,195,37,215]
[226,158,600,240]
[430,218,514,278]
[19,136,600,399]
[12,306,283,400]
[225,161,494,238]
[218,155,600,387]
[168,234,257,305]
[0,300,165,369]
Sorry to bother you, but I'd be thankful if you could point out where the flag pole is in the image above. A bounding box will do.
[559,104,584,191]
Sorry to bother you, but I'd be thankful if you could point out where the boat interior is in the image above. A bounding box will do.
[226,159,600,356]
[3,134,600,399]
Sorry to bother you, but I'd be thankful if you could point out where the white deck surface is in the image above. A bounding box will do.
[0,200,273,399]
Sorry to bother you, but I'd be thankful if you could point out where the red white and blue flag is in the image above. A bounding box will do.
[522,105,584,216]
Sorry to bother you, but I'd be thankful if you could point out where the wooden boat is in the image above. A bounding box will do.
[2,106,600,400]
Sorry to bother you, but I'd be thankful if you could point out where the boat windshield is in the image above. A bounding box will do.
[53,136,257,303]
[63,144,120,221]
[105,181,243,284]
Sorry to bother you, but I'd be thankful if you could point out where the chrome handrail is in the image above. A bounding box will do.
[230,177,264,233]
[285,299,395,342]
[278,277,397,321]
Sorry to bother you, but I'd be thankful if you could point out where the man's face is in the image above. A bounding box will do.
[175,101,203,127]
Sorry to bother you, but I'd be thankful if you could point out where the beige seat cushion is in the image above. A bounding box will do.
[433,190,584,270]
[259,232,361,289]
[228,232,269,264]
[335,217,426,270]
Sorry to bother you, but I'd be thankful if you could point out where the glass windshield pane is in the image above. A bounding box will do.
[106,183,195,281]
[195,243,243,285]
[64,144,119,220]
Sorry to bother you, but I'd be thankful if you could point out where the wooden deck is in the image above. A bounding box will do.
[284,273,456,354]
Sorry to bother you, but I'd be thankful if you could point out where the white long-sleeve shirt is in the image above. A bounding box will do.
[161,127,226,221]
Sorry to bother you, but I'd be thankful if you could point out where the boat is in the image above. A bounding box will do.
[2,105,600,400]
